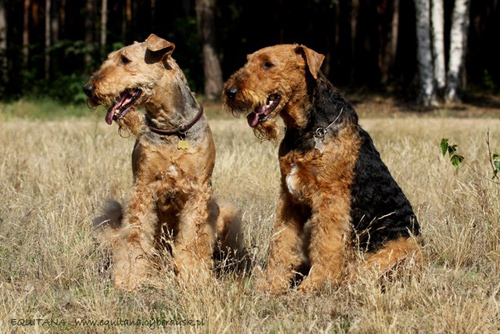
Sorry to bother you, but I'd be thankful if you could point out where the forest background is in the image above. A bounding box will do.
[1,0,498,106]
[1,2,500,332]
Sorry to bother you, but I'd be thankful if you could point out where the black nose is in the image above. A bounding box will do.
[225,87,238,100]
[83,84,94,97]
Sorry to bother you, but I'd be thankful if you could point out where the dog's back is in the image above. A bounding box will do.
[350,127,420,252]
[311,75,420,252]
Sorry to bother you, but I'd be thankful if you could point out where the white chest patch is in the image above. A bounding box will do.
[166,165,178,178]
[286,164,302,200]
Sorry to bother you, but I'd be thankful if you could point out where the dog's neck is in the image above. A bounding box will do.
[279,76,315,129]
[287,74,357,131]
[281,97,313,129]
[144,68,202,131]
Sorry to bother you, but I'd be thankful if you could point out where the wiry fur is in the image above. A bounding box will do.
[85,34,244,291]
[94,199,245,266]
[223,44,421,294]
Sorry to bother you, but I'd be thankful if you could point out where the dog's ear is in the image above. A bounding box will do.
[295,45,325,80]
[145,34,175,58]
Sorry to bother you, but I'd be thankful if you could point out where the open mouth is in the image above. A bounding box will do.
[247,94,281,128]
[105,88,142,125]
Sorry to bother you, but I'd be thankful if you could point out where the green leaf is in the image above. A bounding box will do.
[440,139,449,156]
[450,154,464,169]
[493,159,500,171]
[493,154,500,178]
[448,144,458,155]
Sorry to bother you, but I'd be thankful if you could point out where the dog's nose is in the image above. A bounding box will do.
[225,87,238,100]
[83,84,95,97]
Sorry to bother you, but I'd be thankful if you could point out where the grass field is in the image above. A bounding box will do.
[0,103,499,333]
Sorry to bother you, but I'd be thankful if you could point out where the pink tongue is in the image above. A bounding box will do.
[105,106,117,125]
[247,112,259,127]
[247,105,267,128]
[105,92,128,125]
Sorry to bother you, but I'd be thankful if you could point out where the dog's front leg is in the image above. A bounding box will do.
[298,194,351,293]
[112,182,158,291]
[173,189,215,282]
[261,191,308,295]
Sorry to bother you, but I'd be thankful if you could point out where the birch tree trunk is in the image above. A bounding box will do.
[431,0,445,96]
[414,0,435,106]
[45,0,51,80]
[446,0,471,103]
[195,0,223,101]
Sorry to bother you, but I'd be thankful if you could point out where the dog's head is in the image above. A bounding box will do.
[83,34,176,125]
[223,44,325,140]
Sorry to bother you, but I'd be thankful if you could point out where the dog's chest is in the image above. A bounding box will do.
[282,157,318,203]
[285,164,305,202]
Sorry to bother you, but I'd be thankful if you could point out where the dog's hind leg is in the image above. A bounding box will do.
[348,237,422,282]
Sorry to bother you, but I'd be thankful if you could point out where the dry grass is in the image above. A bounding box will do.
[0,115,499,333]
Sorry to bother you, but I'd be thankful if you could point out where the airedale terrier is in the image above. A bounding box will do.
[84,34,243,291]
[223,44,421,294]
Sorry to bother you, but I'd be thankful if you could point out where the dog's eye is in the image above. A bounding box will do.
[121,55,131,65]
[263,62,274,69]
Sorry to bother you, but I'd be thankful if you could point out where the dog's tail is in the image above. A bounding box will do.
[213,201,249,271]
[93,199,123,244]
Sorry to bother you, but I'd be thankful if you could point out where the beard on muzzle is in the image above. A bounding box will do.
[252,118,280,142]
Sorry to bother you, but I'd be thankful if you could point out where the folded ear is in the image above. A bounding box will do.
[295,45,325,80]
[145,34,175,57]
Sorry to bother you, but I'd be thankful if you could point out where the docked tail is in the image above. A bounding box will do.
[213,201,249,271]
[92,199,123,245]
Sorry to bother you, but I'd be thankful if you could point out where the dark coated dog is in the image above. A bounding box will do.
[223,44,421,294]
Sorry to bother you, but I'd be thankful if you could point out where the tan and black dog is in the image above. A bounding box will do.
[223,44,421,294]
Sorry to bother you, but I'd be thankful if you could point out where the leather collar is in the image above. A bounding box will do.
[146,105,204,139]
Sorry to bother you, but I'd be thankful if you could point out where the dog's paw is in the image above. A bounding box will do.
[254,270,290,295]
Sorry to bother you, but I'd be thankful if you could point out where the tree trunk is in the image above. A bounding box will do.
[195,0,223,101]
[0,0,6,86]
[23,0,30,68]
[414,0,435,106]
[351,0,359,81]
[380,0,399,84]
[431,0,445,97]
[151,0,156,31]
[59,0,65,36]
[45,0,51,80]
[101,0,107,56]
[0,0,5,53]
[125,0,131,41]
[391,0,399,68]
[84,0,94,69]
[51,0,58,44]
[446,0,471,103]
